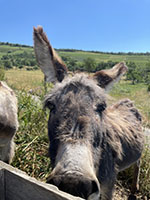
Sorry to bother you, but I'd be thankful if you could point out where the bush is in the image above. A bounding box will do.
[0,67,6,81]
[12,91,50,181]
[147,85,150,92]
[140,145,150,198]
[82,57,96,72]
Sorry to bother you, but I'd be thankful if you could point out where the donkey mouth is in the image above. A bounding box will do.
[47,173,100,199]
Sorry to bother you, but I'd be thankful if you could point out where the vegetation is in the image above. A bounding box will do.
[3,69,150,198]
[12,91,50,180]
[110,81,150,197]
[0,42,150,198]
[126,62,150,85]
[0,66,5,81]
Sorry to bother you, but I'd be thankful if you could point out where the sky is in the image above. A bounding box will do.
[0,0,150,52]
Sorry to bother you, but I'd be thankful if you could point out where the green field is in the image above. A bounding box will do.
[4,69,149,198]
[58,50,150,66]
[0,45,33,58]
[1,43,150,67]
[1,43,150,198]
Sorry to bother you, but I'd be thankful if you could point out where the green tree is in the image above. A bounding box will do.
[82,57,96,72]
[3,60,12,69]
[143,63,150,85]
[126,62,141,84]
[0,66,5,80]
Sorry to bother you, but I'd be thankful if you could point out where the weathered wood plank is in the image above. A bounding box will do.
[0,169,5,200]
[0,161,83,200]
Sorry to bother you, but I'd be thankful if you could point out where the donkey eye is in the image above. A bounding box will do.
[46,101,56,112]
[50,104,56,112]
[96,102,106,113]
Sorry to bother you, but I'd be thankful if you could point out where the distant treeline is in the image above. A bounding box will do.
[56,48,150,56]
[0,41,150,88]
[61,56,150,87]
[0,42,32,48]
[0,51,37,70]
[1,42,150,55]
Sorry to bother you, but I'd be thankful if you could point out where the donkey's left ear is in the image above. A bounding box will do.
[33,26,68,83]
[93,62,128,91]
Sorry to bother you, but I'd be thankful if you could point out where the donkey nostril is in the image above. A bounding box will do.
[46,176,61,187]
[87,180,100,200]
[91,180,99,194]
[47,175,100,199]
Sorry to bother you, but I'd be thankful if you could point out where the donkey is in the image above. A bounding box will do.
[34,26,144,200]
[0,81,18,164]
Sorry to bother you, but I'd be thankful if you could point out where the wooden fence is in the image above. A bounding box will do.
[0,161,83,200]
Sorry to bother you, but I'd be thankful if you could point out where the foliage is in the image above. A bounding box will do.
[139,145,150,198]
[1,41,150,197]
[12,90,50,181]
[81,57,97,72]
[0,49,37,70]
[5,69,149,198]
[1,42,150,72]
[0,66,5,81]
[126,62,150,85]
[61,56,78,71]
[96,60,117,71]
[126,62,141,84]
[147,85,150,92]
[143,62,150,85]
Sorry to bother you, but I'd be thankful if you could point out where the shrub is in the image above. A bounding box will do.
[147,85,150,92]
[0,67,6,81]
[12,91,50,181]
[139,145,150,198]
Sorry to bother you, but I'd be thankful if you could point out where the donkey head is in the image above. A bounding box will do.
[33,26,128,200]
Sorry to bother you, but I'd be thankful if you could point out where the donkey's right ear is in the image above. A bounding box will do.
[93,62,128,91]
[33,26,68,83]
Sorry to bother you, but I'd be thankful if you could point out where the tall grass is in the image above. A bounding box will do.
[5,70,150,197]
[111,81,150,198]
[140,145,150,198]
[12,91,50,181]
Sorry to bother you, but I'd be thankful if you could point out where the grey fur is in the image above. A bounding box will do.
[0,82,18,164]
[45,75,144,200]
[33,26,144,200]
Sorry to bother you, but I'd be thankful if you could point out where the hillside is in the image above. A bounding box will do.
[0,42,150,69]
[58,50,150,66]
[1,42,150,199]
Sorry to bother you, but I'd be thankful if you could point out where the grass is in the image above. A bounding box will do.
[5,69,44,91]
[0,45,33,58]
[12,91,50,181]
[1,43,150,67]
[110,81,150,126]
[58,50,150,66]
[110,81,150,197]
[3,69,150,197]
[140,145,150,197]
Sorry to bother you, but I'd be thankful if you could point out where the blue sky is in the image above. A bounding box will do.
[0,0,150,52]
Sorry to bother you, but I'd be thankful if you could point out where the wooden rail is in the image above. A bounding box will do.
[0,161,83,200]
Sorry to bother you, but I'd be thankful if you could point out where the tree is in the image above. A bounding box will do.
[126,62,141,84]
[143,63,150,85]
[0,66,5,80]
[3,60,12,69]
[82,57,96,72]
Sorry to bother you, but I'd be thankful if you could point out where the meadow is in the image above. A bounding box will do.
[1,43,150,67]
[3,69,150,198]
[1,43,150,198]
[58,50,150,66]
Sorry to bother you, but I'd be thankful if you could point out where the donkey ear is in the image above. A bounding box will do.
[93,62,128,91]
[33,26,68,83]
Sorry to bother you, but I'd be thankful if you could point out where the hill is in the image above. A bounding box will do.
[0,42,150,70]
